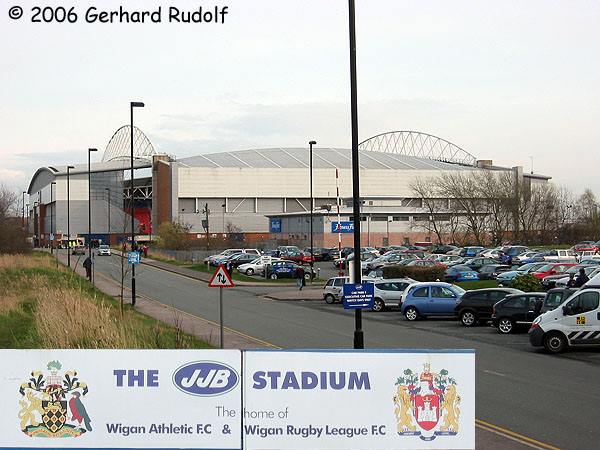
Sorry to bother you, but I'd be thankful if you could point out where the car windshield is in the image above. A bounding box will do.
[452,265,471,271]
[537,264,555,272]
[99,245,109,249]
[452,286,466,295]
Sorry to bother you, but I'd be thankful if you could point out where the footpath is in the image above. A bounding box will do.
[49,249,272,349]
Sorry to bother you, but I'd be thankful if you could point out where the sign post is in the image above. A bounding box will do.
[208,265,235,348]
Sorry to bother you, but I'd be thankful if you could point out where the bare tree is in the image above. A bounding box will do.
[0,184,28,253]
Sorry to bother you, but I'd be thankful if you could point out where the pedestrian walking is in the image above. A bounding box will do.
[296,265,305,290]
[142,244,148,258]
[82,256,92,281]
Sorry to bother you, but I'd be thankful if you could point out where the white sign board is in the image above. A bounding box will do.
[208,265,235,288]
[242,350,475,450]
[0,350,242,449]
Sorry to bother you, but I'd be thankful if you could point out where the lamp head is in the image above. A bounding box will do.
[89,148,98,152]
[309,140,317,146]
[131,102,145,108]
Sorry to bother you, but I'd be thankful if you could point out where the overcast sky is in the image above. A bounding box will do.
[1,0,599,193]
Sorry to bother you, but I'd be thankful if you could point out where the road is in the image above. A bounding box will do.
[93,253,599,450]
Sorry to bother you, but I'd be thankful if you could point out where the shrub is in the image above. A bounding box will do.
[510,274,542,292]
[382,265,446,282]
[156,221,191,250]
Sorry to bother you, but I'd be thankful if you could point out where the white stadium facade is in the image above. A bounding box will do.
[27,128,550,248]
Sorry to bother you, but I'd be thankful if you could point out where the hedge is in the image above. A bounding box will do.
[382,265,446,282]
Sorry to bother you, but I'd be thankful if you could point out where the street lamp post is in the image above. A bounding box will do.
[221,202,226,238]
[50,182,56,255]
[25,203,29,236]
[88,148,98,285]
[130,101,145,307]
[387,218,392,246]
[22,191,26,229]
[348,0,364,349]
[66,165,75,267]
[105,188,111,244]
[309,140,317,282]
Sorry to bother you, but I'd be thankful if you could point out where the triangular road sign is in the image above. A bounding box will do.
[208,265,235,288]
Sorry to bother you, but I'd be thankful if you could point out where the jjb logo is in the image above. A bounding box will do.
[173,362,239,396]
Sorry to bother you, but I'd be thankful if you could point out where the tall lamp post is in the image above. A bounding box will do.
[309,140,317,282]
[66,165,75,267]
[105,188,111,244]
[130,101,145,307]
[348,0,364,349]
[22,191,26,229]
[25,203,29,236]
[50,182,56,255]
[221,202,226,238]
[88,148,98,286]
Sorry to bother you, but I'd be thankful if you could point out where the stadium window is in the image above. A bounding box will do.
[392,216,409,221]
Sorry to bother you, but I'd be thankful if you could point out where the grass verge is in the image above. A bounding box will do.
[0,253,211,349]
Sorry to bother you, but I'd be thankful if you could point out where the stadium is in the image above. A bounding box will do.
[26,127,550,247]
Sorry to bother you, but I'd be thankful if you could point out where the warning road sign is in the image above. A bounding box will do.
[208,265,235,288]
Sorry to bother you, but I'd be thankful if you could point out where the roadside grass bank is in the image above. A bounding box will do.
[0,253,211,349]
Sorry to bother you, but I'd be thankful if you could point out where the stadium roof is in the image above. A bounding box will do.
[177,148,475,171]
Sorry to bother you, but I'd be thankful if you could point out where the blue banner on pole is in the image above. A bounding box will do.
[331,221,354,233]
[269,218,282,233]
[128,251,141,265]
[342,283,374,309]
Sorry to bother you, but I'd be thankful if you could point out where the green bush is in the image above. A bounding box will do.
[510,274,542,292]
[382,265,446,282]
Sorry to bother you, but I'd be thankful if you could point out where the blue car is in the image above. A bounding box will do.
[401,282,466,321]
[444,265,479,282]
[496,262,546,285]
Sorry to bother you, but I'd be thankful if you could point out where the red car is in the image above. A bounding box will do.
[280,250,314,264]
[573,242,599,252]
[531,263,576,279]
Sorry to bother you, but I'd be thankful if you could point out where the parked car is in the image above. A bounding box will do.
[529,288,600,353]
[463,257,499,271]
[406,259,446,268]
[371,279,416,312]
[543,249,577,263]
[444,265,479,282]
[500,245,530,258]
[226,252,264,268]
[531,263,576,279]
[323,276,350,304]
[430,245,458,254]
[496,262,547,286]
[454,288,523,326]
[540,287,579,314]
[512,251,546,265]
[492,293,546,333]
[237,257,282,276]
[71,246,86,255]
[204,248,260,266]
[541,265,596,289]
[97,244,111,256]
[478,248,503,259]
[458,246,485,257]
[400,282,466,321]
[436,255,464,266]
[556,266,600,287]
[266,261,315,280]
[478,264,511,280]
[281,250,313,264]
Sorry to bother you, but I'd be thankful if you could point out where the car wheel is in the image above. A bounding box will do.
[304,273,311,280]
[245,268,254,276]
[372,298,385,312]
[270,273,278,279]
[404,307,419,321]
[544,332,567,354]
[324,294,335,304]
[497,318,514,334]
[460,310,477,327]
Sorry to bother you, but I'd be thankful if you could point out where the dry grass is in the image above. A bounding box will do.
[33,284,157,348]
[0,274,41,314]
[0,253,56,271]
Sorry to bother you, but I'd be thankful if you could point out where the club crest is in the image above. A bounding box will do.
[18,360,92,438]
[393,362,461,441]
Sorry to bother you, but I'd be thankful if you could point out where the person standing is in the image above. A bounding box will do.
[296,265,305,290]
[83,256,92,281]
[574,268,589,287]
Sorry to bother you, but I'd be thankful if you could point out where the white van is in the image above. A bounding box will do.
[529,284,600,353]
